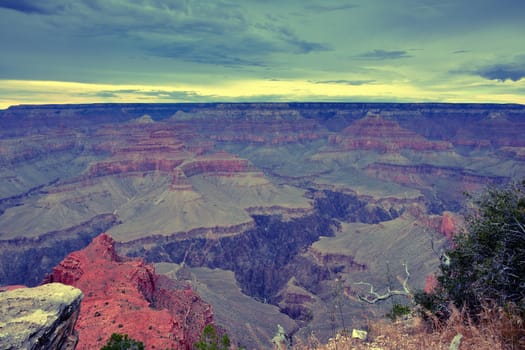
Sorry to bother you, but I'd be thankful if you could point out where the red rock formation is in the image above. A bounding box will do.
[424,273,439,294]
[85,119,257,188]
[43,234,213,350]
[329,114,452,152]
[440,212,456,240]
[439,211,464,240]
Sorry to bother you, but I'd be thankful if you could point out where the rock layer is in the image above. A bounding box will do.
[328,113,452,152]
[0,283,83,350]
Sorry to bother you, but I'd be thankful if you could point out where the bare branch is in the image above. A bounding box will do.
[353,262,412,304]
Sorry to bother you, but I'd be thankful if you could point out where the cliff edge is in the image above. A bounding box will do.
[0,283,83,350]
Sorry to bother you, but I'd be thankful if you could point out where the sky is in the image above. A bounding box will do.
[1,0,524,109]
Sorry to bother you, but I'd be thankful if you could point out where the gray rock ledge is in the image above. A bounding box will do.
[0,283,83,350]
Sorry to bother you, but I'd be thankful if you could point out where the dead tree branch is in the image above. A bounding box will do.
[353,262,412,304]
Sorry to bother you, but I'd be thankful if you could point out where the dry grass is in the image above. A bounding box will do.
[292,305,525,350]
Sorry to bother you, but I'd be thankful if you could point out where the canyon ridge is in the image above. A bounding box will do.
[1,102,524,348]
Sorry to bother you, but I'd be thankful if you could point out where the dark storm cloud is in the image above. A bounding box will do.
[152,21,330,66]
[150,40,267,67]
[46,0,247,37]
[311,79,375,85]
[453,56,525,82]
[475,63,525,82]
[0,0,62,14]
[1,0,328,70]
[355,49,411,60]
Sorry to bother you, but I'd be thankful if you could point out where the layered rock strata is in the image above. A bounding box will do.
[328,113,452,152]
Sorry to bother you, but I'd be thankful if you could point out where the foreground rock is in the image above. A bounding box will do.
[43,233,213,350]
[0,283,83,350]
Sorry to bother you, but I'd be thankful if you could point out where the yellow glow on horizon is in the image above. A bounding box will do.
[0,78,524,110]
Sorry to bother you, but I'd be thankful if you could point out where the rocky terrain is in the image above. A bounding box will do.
[1,103,524,346]
[0,283,83,350]
[43,233,212,350]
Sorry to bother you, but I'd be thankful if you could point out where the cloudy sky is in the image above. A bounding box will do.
[1,0,524,108]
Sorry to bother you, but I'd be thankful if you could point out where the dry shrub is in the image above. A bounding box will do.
[297,304,524,350]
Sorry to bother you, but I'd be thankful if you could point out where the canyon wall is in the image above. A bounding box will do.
[1,102,524,345]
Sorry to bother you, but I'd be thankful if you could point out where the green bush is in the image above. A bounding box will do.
[101,333,144,350]
[386,303,412,321]
[416,180,525,319]
[194,324,231,350]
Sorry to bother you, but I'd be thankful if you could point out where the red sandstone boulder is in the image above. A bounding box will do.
[43,234,213,350]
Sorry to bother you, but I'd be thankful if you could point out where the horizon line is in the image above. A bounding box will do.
[3,100,525,111]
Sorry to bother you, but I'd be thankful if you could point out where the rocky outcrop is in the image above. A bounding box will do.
[43,234,213,350]
[0,283,83,350]
[439,211,464,240]
[328,114,452,152]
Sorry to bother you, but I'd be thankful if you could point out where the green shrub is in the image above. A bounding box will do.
[386,303,412,321]
[101,333,144,350]
[194,324,231,350]
[416,180,525,319]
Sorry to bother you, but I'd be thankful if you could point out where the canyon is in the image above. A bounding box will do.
[0,103,524,347]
